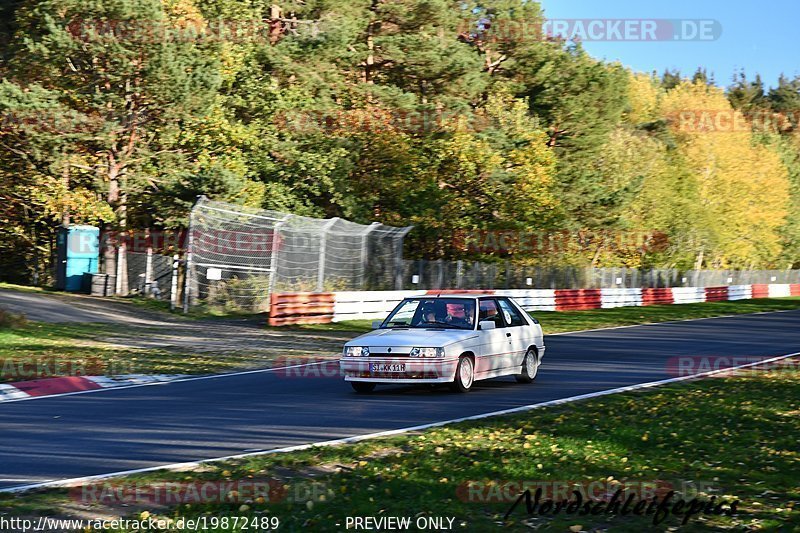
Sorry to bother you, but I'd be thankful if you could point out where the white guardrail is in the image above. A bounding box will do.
[329,284,800,322]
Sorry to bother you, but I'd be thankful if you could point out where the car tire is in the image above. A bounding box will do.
[450,356,475,393]
[351,382,376,393]
[515,349,539,383]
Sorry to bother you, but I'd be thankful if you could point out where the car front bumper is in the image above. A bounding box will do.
[339,357,460,383]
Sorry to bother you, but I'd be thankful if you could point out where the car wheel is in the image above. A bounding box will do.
[515,349,539,383]
[450,356,474,393]
[351,382,376,393]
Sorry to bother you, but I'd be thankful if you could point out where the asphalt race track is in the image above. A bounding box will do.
[2,310,800,490]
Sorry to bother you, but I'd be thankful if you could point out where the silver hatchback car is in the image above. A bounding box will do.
[339,294,545,393]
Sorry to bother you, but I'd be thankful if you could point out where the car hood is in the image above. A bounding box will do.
[346,328,477,348]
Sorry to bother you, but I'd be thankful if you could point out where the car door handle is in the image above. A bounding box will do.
[506,332,512,337]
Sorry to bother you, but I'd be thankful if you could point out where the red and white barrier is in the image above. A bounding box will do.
[727,285,752,301]
[332,289,558,322]
[600,288,643,308]
[671,287,706,304]
[704,286,729,302]
[641,288,674,306]
[333,290,428,322]
[269,292,336,326]
[316,283,798,323]
[495,289,557,312]
[751,284,770,298]
[769,284,791,298]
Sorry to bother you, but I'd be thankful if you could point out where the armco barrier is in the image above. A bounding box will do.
[271,283,797,325]
[333,290,426,322]
[768,284,791,298]
[601,288,643,309]
[672,287,706,304]
[268,292,335,326]
[751,284,770,298]
[727,285,752,301]
[642,288,674,306]
[332,289,558,322]
[495,289,557,312]
[555,289,602,311]
[704,286,729,302]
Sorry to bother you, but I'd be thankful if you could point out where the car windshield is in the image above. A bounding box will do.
[382,298,476,330]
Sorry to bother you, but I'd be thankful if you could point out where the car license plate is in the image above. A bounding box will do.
[370,363,405,373]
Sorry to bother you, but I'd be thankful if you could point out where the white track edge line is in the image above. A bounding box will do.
[0,361,332,404]
[3,350,797,494]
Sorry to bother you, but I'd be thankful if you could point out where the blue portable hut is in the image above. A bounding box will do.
[55,225,100,291]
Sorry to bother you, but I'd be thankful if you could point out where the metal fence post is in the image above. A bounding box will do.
[394,255,403,290]
[360,222,380,289]
[144,242,153,296]
[170,254,179,311]
[182,201,198,313]
[394,227,413,290]
[268,217,287,296]
[317,218,339,292]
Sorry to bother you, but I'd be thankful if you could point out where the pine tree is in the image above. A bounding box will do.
[661,69,682,90]
[727,71,766,112]
[767,74,800,115]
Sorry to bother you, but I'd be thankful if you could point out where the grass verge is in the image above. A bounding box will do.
[0,323,256,383]
[1,364,798,531]
[0,282,52,294]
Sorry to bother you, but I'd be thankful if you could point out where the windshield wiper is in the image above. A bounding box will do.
[422,320,464,329]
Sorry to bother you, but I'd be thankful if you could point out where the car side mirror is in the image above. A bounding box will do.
[372,320,383,329]
[479,320,496,330]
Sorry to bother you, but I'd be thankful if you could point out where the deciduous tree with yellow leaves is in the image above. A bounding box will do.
[660,81,790,268]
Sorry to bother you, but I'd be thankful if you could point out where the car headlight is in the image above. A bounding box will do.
[409,347,445,358]
[344,346,369,357]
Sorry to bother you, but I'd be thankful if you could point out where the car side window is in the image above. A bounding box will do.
[478,299,506,328]
[498,298,526,327]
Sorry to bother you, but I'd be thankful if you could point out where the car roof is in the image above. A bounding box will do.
[413,293,497,299]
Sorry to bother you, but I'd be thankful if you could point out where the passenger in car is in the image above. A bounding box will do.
[446,302,475,328]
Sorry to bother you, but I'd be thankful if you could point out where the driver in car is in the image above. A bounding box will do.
[420,305,437,324]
